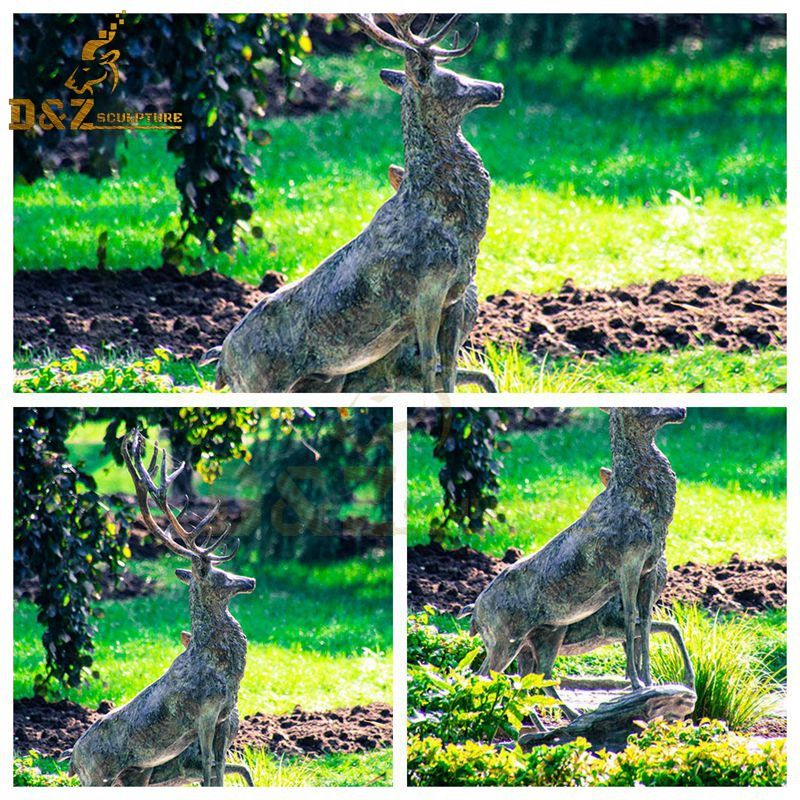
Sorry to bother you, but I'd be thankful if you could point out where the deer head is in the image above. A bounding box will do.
[348,14,503,130]
[64,14,124,95]
[601,407,687,434]
[121,429,255,618]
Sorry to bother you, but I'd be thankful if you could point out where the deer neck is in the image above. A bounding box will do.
[400,95,491,239]
[189,593,248,681]
[609,435,677,527]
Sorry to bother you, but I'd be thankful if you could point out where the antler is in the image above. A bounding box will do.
[348,14,479,62]
[121,429,239,564]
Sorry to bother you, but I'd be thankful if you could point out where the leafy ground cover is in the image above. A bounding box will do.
[408,407,786,565]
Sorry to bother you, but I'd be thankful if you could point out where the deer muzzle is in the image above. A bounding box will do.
[472,79,504,108]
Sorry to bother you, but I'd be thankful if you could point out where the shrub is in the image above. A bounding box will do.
[408,647,557,744]
[407,610,484,670]
[13,408,134,692]
[13,753,79,787]
[651,604,778,729]
[407,735,597,787]
[407,722,786,787]
[606,718,786,787]
[428,408,509,545]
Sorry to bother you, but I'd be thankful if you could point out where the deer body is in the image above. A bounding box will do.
[69,432,254,787]
[467,408,686,719]
[207,14,503,393]
[115,634,254,787]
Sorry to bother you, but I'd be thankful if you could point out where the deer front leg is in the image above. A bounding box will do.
[197,714,217,787]
[637,568,659,686]
[619,563,644,690]
[213,722,228,787]
[437,297,464,393]
[414,293,446,393]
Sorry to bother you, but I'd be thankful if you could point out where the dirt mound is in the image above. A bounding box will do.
[14,266,273,360]
[470,274,786,358]
[661,554,787,614]
[14,696,103,759]
[408,544,786,616]
[236,703,392,756]
[14,269,786,361]
[13,697,391,760]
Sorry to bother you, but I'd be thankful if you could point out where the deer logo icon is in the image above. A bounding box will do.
[64,12,125,95]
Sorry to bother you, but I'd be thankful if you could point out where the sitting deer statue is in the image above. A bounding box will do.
[112,631,254,787]
[69,430,255,786]
[459,465,694,723]
[202,13,503,392]
[337,164,497,393]
[464,407,685,728]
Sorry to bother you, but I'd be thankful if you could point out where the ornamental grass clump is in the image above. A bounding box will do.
[652,603,778,730]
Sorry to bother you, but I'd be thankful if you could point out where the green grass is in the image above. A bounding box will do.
[408,408,786,565]
[14,47,785,295]
[13,45,785,391]
[460,344,786,393]
[15,342,787,394]
[13,748,392,787]
[14,553,392,716]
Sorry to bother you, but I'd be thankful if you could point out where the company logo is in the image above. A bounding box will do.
[63,12,124,96]
[9,11,183,132]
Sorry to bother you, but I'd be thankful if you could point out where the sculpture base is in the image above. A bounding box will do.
[518,683,697,752]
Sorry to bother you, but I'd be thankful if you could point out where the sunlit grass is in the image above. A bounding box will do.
[14,47,785,295]
[459,344,786,394]
[13,748,392,787]
[15,342,786,394]
[407,408,786,565]
[14,554,392,715]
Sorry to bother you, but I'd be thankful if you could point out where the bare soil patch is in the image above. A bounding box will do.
[14,269,785,361]
[236,703,392,756]
[407,543,786,615]
[470,274,786,358]
[13,697,391,760]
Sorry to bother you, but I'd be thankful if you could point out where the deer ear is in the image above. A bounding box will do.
[175,568,192,585]
[379,69,406,94]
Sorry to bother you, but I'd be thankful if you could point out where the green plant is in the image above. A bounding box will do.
[13,408,134,692]
[13,753,79,787]
[428,409,508,545]
[651,604,778,729]
[606,718,786,787]
[14,349,179,392]
[407,721,786,787]
[407,610,484,670]
[156,14,310,261]
[408,646,556,744]
[407,735,597,787]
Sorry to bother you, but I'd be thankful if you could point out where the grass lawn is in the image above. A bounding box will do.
[407,407,786,565]
[13,43,786,392]
[15,748,392,788]
[14,552,392,715]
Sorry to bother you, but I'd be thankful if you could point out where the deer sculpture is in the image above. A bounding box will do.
[459,465,694,722]
[463,407,686,729]
[68,430,254,787]
[337,164,497,393]
[110,632,254,787]
[202,13,503,393]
